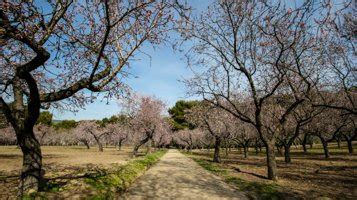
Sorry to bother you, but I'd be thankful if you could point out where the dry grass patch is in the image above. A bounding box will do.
[0,146,135,199]
[187,142,357,199]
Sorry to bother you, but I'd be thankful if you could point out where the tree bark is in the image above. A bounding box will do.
[1,76,44,195]
[213,137,221,163]
[337,137,341,149]
[243,146,248,158]
[255,144,259,155]
[347,140,353,153]
[284,145,291,163]
[17,128,43,195]
[118,140,123,151]
[92,136,103,152]
[302,134,308,153]
[98,142,103,152]
[133,136,150,157]
[81,140,90,149]
[276,144,283,155]
[320,139,330,158]
[146,139,153,154]
[266,142,278,180]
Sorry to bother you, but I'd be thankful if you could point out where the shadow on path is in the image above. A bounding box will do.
[122,149,247,200]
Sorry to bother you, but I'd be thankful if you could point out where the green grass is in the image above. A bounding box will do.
[192,158,228,175]
[188,155,282,200]
[84,150,167,199]
[225,176,281,200]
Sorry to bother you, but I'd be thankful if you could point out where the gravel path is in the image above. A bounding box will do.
[122,149,247,200]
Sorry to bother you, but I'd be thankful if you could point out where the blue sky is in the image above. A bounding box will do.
[53,1,211,120]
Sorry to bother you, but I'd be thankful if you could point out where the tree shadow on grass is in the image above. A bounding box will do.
[231,166,268,179]
[0,154,22,159]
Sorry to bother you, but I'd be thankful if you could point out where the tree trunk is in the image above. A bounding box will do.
[98,142,103,152]
[255,144,259,155]
[118,140,123,151]
[347,140,353,153]
[17,128,43,195]
[266,142,278,180]
[284,145,291,163]
[321,139,330,158]
[243,146,248,158]
[133,136,150,157]
[337,137,341,149]
[146,139,153,154]
[276,145,282,155]
[93,136,103,152]
[213,137,221,163]
[82,140,90,149]
[302,134,308,153]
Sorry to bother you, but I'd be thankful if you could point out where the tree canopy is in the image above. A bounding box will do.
[36,111,53,126]
[168,100,199,131]
[53,120,78,130]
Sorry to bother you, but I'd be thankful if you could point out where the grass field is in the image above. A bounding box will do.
[186,142,357,199]
[0,146,162,199]
[1,143,356,199]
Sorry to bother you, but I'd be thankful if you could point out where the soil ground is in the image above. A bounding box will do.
[188,142,357,199]
[0,146,133,199]
[0,143,356,199]
[123,149,247,199]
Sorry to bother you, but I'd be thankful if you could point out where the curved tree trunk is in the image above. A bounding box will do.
[17,128,43,195]
[320,138,330,158]
[1,77,44,195]
[98,142,103,152]
[146,139,154,154]
[213,137,221,163]
[133,136,150,157]
[93,136,103,152]
[81,140,90,149]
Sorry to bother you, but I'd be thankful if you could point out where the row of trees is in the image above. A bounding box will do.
[177,0,356,182]
[0,0,189,194]
[173,100,355,161]
[1,96,172,153]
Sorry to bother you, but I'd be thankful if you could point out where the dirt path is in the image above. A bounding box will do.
[122,149,247,200]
